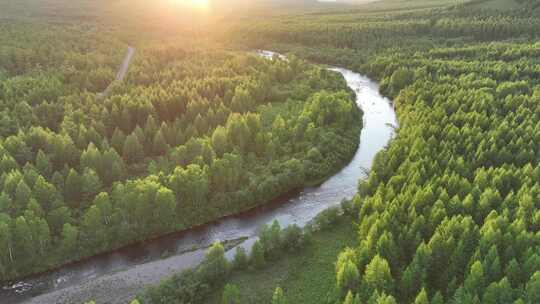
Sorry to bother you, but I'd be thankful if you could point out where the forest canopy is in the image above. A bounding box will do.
[2,1,540,304]
[0,27,361,280]
[190,1,540,303]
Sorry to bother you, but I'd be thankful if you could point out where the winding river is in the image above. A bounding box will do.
[0,52,397,304]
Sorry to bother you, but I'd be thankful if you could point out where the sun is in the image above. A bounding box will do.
[191,0,209,9]
[170,0,210,10]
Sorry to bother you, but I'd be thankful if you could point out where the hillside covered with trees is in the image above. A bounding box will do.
[168,1,540,303]
[0,24,361,280]
[339,40,540,304]
[2,0,540,303]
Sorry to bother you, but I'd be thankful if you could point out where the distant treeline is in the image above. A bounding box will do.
[223,3,540,304]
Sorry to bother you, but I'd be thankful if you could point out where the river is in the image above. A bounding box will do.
[0,52,397,304]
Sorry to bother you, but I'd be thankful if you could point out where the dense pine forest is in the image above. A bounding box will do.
[347,40,540,304]
[203,1,540,303]
[1,0,540,303]
[0,23,360,281]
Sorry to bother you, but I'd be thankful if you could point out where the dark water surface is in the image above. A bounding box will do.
[0,53,397,304]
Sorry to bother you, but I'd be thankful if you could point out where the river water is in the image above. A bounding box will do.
[0,54,397,304]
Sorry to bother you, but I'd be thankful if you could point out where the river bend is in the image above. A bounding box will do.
[0,53,397,304]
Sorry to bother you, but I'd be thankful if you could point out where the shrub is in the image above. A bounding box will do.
[251,240,266,269]
[272,286,286,304]
[340,198,355,216]
[222,284,241,304]
[281,224,304,251]
[260,220,282,258]
[233,246,249,270]
[141,268,209,304]
[314,206,341,230]
[198,242,230,284]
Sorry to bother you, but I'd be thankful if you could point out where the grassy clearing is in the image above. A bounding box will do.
[345,0,463,15]
[467,0,522,10]
[207,216,357,304]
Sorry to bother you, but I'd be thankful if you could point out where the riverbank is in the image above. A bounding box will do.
[6,61,396,304]
[206,215,357,303]
[1,68,361,283]
[1,50,360,284]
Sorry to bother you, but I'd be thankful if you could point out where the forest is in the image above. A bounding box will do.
[169,1,540,304]
[338,41,540,304]
[0,24,360,280]
[1,0,540,303]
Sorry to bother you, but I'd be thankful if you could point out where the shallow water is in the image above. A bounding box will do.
[1,53,397,304]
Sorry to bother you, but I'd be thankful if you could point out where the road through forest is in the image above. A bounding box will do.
[99,46,135,98]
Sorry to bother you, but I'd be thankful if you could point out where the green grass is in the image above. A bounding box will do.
[466,0,522,10]
[345,0,465,14]
[207,217,357,304]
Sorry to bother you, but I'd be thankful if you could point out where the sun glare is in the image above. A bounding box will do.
[194,0,210,9]
[171,0,210,10]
